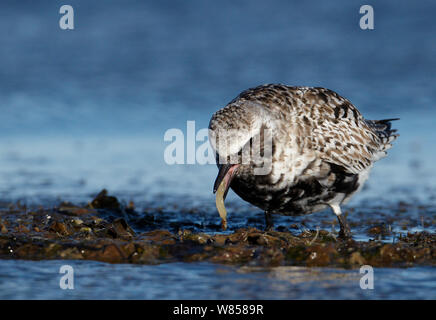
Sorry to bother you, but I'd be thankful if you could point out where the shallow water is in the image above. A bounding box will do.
[0,0,435,299]
[0,260,434,300]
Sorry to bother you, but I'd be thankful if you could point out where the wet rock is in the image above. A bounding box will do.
[209,246,256,264]
[16,225,30,233]
[0,196,434,268]
[179,230,211,245]
[305,245,338,267]
[89,189,121,212]
[285,245,308,263]
[144,230,176,245]
[79,227,92,233]
[15,243,40,258]
[254,247,284,266]
[247,232,283,247]
[349,251,366,265]
[100,244,125,263]
[58,206,94,216]
[58,247,83,260]
[131,244,161,264]
[49,221,70,236]
[72,218,84,226]
[367,224,392,237]
[0,219,8,234]
[109,218,136,239]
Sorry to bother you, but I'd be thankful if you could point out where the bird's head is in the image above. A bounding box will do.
[208,101,273,199]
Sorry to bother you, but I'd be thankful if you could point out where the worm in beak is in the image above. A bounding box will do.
[213,163,239,230]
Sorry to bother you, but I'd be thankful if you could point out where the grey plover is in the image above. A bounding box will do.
[209,84,398,238]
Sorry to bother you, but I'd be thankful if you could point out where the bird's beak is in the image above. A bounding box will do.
[213,163,239,200]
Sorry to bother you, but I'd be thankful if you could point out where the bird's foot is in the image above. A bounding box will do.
[264,211,274,232]
[336,213,352,240]
[264,224,274,232]
[338,227,352,240]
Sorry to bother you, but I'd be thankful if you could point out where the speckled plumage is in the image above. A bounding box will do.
[209,84,399,236]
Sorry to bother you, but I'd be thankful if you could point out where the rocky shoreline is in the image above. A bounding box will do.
[0,190,434,268]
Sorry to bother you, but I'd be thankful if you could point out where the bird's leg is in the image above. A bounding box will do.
[264,211,274,231]
[330,204,352,239]
[337,214,351,239]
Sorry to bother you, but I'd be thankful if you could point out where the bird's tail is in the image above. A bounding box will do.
[366,118,399,152]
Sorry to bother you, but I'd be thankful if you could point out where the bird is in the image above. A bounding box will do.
[209,84,399,238]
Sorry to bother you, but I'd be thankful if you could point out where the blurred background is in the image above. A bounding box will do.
[0,0,435,207]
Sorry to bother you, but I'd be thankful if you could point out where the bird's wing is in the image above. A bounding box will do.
[298,88,393,174]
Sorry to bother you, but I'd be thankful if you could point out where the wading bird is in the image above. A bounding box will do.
[209,84,398,238]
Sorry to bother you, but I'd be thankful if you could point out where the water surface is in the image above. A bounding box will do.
[0,260,434,300]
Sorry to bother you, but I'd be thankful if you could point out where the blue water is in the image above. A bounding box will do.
[0,260,434,300]
[0,0,435,299]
